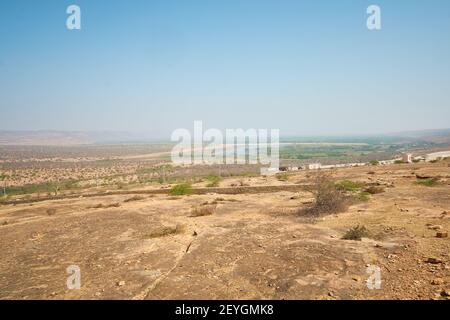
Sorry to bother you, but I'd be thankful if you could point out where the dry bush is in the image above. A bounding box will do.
[190,204,216,217]
[342,225,371,241]
[91,202,120,209]
[364,186,385,194]
[46,208,57,216]
[276,173,289,181]
[299,173,349,216]
[124,195,145,203]
[144,224,186,238]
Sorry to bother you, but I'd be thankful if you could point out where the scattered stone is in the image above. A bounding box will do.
[352,276,360,282]
[441,289,450,297]
[416,174,432,180]
[426,257,443,264]
[117,281,125,286]
[436,231,448,238]
[192,231,198,236]
[428,225,443,230]
[431,278,444,285]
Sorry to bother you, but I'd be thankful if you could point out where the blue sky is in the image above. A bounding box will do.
[0,0,449,137]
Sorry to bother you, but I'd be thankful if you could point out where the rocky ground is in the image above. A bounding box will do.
[0,161,449,300]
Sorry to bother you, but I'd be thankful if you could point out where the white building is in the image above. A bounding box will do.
[308,163,321,170]
[402,153,413,163]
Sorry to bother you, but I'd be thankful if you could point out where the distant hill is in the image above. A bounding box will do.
[393,128,450,144]
[1,128,449,146]
[0,131,165,145]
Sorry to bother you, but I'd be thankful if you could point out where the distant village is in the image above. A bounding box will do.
[278,151,450,172]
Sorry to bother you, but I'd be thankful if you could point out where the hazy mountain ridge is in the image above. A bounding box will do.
[0,128,449,146]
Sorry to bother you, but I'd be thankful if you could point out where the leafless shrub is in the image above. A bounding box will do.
[342,225,371,241]
[299,173,349,216]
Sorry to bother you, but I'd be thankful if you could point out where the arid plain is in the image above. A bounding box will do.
[1,144,449,300]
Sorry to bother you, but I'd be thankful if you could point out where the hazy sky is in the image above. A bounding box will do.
[1,0,449,137]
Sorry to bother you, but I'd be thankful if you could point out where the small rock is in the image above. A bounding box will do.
[431,278,444,285]
[428,225,443,230]
[193,231,198,236]
[117,281,125,286]
[352,277,360,282]
[328,291,334,297]
[426,257,443,264]
[436,231,448,238]
[441,289,450,297]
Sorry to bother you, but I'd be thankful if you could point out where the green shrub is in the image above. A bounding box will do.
[335,180,363,192]
[416,178,439,187]
[276,173,289,181]
[355,191,371,202]
[369,160,379,166]
[205,175,222,187]
[394,160,403,164]
[169,183,192,196]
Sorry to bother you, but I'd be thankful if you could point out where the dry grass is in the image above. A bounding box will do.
[91,202,121,209]
[144,224,186,238]
[123,195,145,203]
[190,204,216,217]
